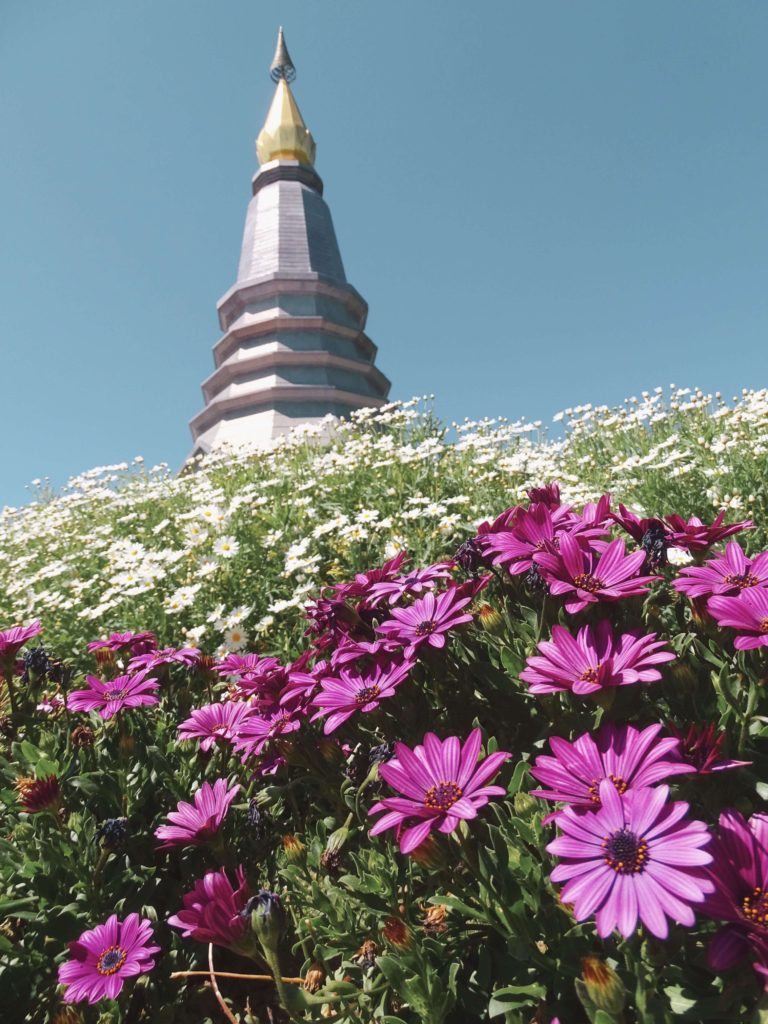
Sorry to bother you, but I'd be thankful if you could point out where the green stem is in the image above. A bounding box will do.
[739,676,758,753]
[3,668,16,716]
[263,946,302,1021]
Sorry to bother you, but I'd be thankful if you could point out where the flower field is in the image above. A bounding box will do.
[2,387,768,1023]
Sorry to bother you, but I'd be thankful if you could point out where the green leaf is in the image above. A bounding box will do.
[489,983,546,1017]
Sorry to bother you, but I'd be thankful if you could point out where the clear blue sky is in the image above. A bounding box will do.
[2,1,767,507]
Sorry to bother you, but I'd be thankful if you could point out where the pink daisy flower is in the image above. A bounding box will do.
[664,511,752,552]
[127,646,201,672]
[480,502,575,576]
[668,722,752,774]
[534,535,659,614]
[701,811,768,979]
[376,587,474,658]
[548,781,713,939]
[168,866,252,954]
[330,637,400,669]
[519,621,674,695]
[154,779,240,849]
[0,620,42,664]
[530,723,694,812]
[369,728,510,853]
[177,700,255,751]
[232,708,302,759]
[366,562,455,607]
[310,657,413,734]
[526,482,561,507]
[67,672,160,719]
[673,541,768,600]
[86,631,156,655]
[330,551,408,601]
[57,913,159,1004]
[708,588,768,649]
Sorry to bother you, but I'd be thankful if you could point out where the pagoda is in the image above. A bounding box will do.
[189,29,391,454]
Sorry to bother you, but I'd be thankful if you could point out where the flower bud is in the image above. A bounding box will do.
[513,791,538,816]
[243,889,286,955]
[303,961,325,993]
[17,774,61,814]
[476,602,505,635]
[422,904,448,934]
[71,724,94,748]
[282,834,306,863]
[409,834,448,871]
[325,821,351,857]
[576,955,625,1015]
[381,916,413,950]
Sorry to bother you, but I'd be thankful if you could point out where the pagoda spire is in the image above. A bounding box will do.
[269,26,296,82]
[189,28,390,455]
[256,40,316,168]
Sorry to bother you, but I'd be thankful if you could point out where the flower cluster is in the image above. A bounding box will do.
[5,392,768,1021]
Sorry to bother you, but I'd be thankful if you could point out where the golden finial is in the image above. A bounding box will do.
[256,29,316,166]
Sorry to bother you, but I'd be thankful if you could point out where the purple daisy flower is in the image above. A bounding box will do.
[168,866,252,955]
[310,657,413,734]
[330,637,401,669]
[530,723,694,811]
[369,728,510,853]
[708,588,768,649]
[67,672,160,720]
[127,646,201,673]
[673,541,768,600]
[700,810,768,974]
[526,482,561,507]
[519,621,675,695]
[534,535,659,614]
[376,587,474,658]
[366,562,455,607]
[86,631,156,655]
[611,504,670,548]
[0,620,42,664]
[177,700,256,751]
[548,780,713,939]
[330,551,408,601]
[154,778,240,849]
[480,502,575,576]
[664,511,752,552]
[57,913,160,1004]
[667,722,752,774]
[232,708,302,759]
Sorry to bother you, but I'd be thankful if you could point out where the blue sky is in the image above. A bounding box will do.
[2,1,767,507]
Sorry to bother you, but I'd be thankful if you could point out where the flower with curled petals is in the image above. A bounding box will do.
[155,779,240,849]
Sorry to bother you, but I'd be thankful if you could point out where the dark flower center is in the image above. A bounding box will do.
[579,664,601,684]
[587,774,627,804]
[742,887,768,926]
[97,944,127,976]
[356,685,380,704]
[724,572,759,589]
[108,688,128,701]
[602,827,648,874]
[424,780,463,812]
[573,573,603,593]
[415,619,437,637]
[760,618,768,634]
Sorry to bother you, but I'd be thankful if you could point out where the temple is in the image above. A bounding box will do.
[189,28,391,454]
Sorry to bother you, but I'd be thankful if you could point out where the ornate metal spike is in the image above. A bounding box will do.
[270,26,296,83]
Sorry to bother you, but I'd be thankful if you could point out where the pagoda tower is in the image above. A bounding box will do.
[189,29,391,453]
